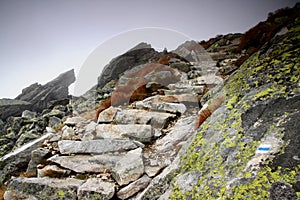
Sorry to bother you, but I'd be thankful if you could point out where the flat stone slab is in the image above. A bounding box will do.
[136,99,187,114]
[78,178,115,200]
[117,175,151,199]
[58,139,138,154]
[48,154,125,173]
[114,109,176,129]
[95,124,154,143]
[112,148,144,186]
[5,177,84,200]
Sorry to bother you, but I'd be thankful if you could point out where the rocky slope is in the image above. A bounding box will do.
[0,3,299,200]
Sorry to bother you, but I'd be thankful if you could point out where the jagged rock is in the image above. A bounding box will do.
[26,148,50,177]
[117,175,151,199]
[48,116,62,129]
[58,139,138,154]
[143,116,196,177]
[37,165,71,178]
[21,110,37,119]
[4,177,84,200]
[114,109,176,129]
[172,40,213,63]
[95,124,154,143]
[97,106,119,123]
[78,178,115,200]
[141,94,199,106]
[97,43,161,89]
[0,99,31,121]
[0,132,53,183]
[15,69,75,113]
[112,148,144,186]
[61,126,75,140]
[135,98,187,114]
[135,156,181,200]
[48,154,125,173]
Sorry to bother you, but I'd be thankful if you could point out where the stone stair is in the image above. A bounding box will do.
[3,45,223,200]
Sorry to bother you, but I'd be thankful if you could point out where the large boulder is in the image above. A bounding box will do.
[97,43,161,89]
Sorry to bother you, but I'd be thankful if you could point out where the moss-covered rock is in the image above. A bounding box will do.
[169,8,300,200]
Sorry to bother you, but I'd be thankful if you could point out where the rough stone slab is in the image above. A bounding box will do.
[112,148,144,186]
[4,177,84,200]
[0,132,53,183]
[58,139,138,154]
[26,148,50,177]
[95,124,154,143]
[64,116,86,126]
[37,165,71,178]
[117,175,151,199]
[164,86,204,95]
[143,116,196,177]
[114,109,176,129]
[78,178,115,200]
[97,106,119,123]
[136,100,187,114]
[48,154,125,173]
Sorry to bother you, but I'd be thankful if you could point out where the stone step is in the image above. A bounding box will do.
[95,124,154,143]
[58,139,138,154]
[135,98,187,114]
[135,94,200,108]
[97,107,176,129]
[4,177,115,200]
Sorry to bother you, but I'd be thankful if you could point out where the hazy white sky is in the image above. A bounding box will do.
[0,0,299,98]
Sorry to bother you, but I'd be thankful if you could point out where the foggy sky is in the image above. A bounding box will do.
[0,0,299,98]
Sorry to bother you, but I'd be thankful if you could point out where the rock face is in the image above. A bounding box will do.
[0,69,75,121]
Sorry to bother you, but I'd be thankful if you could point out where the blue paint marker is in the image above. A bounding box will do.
[256,144,271,154]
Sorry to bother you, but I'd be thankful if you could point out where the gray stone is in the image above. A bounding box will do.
[21,110,37,119]
[95,124,154,143]
[64,116,85,126]
[78,178,115,200]
[15,69,75,113]
[48,154,125,173]
[97,106,119,123]
[114,109,176,129]
[26,148,50,177]
[112,148,144,186]
[0,99,31,121]
[0,132,53,183]
[37,165,71,178]
[97,43,160,89]
[58,139,138,154]
[136,99,187,114]
[117,175,151,199]
[4,177,83,200]
[164,86,204,95]
[48,116,62,129]
[61,126,75,140]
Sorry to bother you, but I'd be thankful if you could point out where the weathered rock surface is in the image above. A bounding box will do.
[48,154,125,173]
[117,175,151,199]
[114,109,176,129]
[15,69,75,113]
[95,124,154,143]
[112,148,144,186]
[135,98,187,114]
[0,99,31,121]
[77,178,115,200]
[4,177,84,200]
[58,139,138,154]
[97,43,161,89]
[0,132,53,183]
